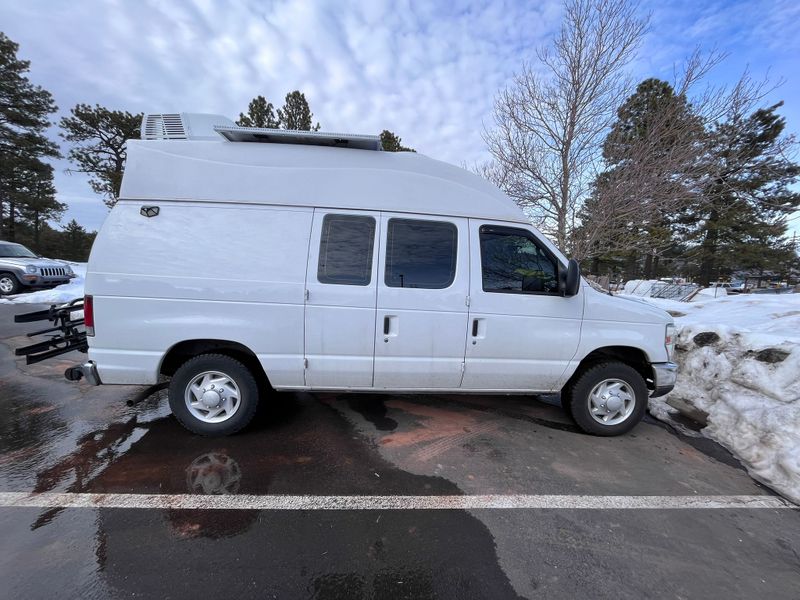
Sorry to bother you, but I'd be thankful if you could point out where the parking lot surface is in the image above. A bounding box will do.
[1,303,798,599]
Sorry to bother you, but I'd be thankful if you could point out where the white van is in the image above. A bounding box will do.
[69,113,677,437]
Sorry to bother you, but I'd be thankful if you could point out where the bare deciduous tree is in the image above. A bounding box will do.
[484,0,648,251]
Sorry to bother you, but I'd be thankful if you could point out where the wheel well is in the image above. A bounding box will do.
[159,339,272,388]
[567,346,654,391]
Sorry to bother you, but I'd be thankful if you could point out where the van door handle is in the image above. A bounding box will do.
[383,315,397,340]
[472,319,479,337]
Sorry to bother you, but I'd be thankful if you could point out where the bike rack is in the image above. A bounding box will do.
[13,299,88,365]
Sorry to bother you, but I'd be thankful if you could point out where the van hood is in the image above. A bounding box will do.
[0,256,70,269]
[585,286,673,325]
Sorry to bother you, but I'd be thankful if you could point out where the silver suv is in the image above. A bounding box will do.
[0,241,76,295]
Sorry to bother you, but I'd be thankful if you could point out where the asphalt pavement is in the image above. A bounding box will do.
[0,303,798,599]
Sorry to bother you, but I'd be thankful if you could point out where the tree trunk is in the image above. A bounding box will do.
[652,255,660,278]
[7,198,15,242]
[624,253,638,280]
[698,209,719,286]
[643,254,653,279]
[33,209,41,250]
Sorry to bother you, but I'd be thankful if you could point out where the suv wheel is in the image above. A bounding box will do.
[0,274,20,295]
[563,361,648,436]
[168,353,259,436]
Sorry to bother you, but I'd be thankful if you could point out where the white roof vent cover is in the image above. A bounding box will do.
[141,113,186,140]
[141,113,236,140]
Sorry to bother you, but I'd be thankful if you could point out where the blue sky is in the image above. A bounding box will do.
[2,0,799,235]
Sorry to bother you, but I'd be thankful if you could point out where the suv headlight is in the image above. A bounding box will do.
[25,265,37,274]
[665,324,676,361]
[65,265,74,275]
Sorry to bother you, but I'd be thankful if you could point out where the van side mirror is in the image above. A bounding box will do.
[560,259,580,297]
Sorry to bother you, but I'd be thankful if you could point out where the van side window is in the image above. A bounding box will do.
[385,219,457,289]
[317,214,376,286]
[479,226,559,294]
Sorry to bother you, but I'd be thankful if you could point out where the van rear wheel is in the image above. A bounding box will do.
[168,353,259,436]
[563,361,648,436]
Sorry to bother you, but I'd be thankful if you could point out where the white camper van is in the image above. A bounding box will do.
[64,113,676,437]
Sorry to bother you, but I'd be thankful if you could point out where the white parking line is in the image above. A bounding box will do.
[0,492,795,510]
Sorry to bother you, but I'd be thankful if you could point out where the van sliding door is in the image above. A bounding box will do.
[303,209,380,388]
[373,213,470,389]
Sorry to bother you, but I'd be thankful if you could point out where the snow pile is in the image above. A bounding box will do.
[0,263,87,305]
[693,286,728,300]
[623,279,659,296]
[635,293,800,504]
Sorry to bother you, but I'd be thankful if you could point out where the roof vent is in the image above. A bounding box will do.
[141,114,186,140]
[141,113,236,140]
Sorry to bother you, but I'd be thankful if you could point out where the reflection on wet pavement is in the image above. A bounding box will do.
[2,303,799,600]
[1,367,524,597]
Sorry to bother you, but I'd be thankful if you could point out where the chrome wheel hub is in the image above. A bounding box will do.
[200,388,223,408]
[588,378,635,425]
[185,371,241,423]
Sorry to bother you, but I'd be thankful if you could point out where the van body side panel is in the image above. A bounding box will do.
[462,219,584,392]
[85,201,312,386]
[573,289,671,364]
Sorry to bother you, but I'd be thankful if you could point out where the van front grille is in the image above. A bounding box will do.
[40,267,67,278]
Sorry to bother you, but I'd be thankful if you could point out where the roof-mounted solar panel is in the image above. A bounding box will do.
[214,126,382,151]
[141,113,382,150]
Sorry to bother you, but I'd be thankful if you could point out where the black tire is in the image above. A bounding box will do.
[0,273,20,296]
[563,361,648,436]
[168,353,260,436]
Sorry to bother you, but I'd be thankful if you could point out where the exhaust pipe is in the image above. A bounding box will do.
[64,366,84,381]
[64,361,101,386]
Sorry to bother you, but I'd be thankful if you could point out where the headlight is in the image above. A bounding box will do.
[25,265,37,274]
[665,324,676,361]
[65,265,74,275]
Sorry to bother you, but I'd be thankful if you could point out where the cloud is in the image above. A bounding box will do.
[0,0,796,233]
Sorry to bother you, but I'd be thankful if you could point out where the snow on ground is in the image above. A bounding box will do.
[624,292,800,504]
[0,263,87,305]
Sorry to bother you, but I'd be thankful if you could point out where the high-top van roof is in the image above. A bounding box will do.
[120,119,528,223]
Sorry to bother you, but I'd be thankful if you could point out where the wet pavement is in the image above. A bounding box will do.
[1,303,798,599]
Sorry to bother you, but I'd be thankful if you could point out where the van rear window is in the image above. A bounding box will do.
[317,214,376,286]
[385,219,457,289]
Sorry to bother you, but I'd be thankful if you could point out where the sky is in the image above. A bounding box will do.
[2,0,799,235]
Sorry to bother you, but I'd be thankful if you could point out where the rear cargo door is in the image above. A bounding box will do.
[304,209,380,388]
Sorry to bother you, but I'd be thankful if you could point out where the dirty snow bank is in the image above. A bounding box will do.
[631,292,800,504]
[0,263,86,305]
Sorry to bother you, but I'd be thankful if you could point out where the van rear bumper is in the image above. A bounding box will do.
[650,362,678,397]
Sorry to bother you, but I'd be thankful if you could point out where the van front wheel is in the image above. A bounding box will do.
[563,362,648,436]
[168,354,259,436]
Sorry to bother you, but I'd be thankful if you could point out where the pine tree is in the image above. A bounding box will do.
[237,95,279,128]
[579,78,703,273]
[60,219,94,261]
[277,91,320,131]
[694,103,800,284]
[379,130,415,152]
[60,104,143,208]
[0,32,60,240]
[14,161,65,250]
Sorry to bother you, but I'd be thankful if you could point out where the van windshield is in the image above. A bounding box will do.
[0,243,37,258]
